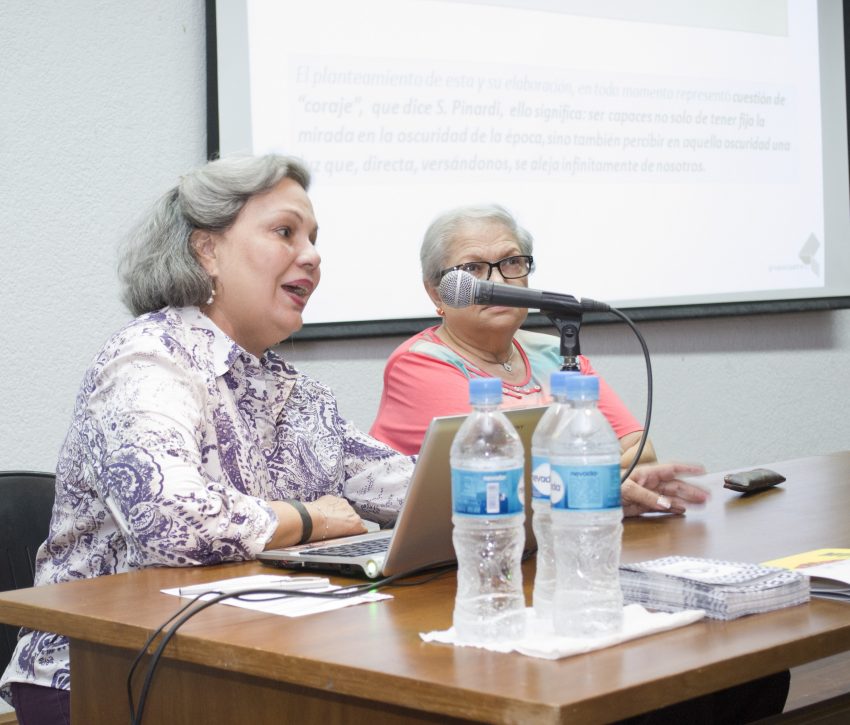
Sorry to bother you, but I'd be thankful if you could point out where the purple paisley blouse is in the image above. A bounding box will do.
[0,306,414,702]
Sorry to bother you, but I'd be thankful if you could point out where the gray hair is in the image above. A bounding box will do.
[119,154,311,316]
[419,204,534,286]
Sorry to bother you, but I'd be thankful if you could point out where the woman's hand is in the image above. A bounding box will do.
[621,462,708,517]
[265,495,367,549]
[305,495,368,542]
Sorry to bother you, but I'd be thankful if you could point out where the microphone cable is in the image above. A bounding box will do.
[127,562,457,725]
[129,584,361,725]
[607,306,653,484]
[548,303,652,483]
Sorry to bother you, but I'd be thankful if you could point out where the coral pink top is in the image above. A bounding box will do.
[370,326,642,455]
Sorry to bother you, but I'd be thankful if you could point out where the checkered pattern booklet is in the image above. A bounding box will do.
[620,556,810,620]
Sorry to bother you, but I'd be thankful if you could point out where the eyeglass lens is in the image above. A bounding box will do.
[459,256,532,280]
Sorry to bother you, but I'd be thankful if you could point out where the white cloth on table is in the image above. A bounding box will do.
[420,603,704,659]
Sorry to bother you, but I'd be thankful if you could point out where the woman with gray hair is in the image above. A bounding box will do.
[0,154,413,723]
[370,203,657,469]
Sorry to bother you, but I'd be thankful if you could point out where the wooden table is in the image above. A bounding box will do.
[1,452,850,724]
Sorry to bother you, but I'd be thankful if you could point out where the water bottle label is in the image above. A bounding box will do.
[451,466,524,516]
[531,455,550,499]
[549,463,620,510]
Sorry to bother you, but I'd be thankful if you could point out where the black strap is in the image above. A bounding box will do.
[284,499,312,544]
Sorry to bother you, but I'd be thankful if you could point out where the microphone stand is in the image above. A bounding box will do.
[546,312,582,371]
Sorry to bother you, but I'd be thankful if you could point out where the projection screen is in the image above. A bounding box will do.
[210,0,850,337]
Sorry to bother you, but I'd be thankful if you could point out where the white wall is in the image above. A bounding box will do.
[1,1,207,473]
[2,0,849,481]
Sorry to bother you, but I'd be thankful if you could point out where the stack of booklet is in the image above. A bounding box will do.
[763,548,850,601]
[620,556,810,620]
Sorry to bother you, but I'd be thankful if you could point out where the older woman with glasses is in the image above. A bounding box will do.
[366,204,793,721]
[369,204,657,468]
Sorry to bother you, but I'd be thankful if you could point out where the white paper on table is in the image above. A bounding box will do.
[805,559,850,587]
[161,574,391,617]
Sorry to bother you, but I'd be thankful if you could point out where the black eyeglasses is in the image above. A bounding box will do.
[439,255,534,281]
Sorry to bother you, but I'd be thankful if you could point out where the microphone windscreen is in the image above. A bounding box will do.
[438,270,477,308]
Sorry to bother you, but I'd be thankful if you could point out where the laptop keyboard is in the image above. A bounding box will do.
[303,538,389,557]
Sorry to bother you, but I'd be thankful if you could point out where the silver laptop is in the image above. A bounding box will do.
[258,406,547,579]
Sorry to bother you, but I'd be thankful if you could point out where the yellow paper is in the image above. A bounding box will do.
[764,548,850,570]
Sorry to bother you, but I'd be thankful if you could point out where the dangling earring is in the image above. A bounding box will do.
[206,281,216,306]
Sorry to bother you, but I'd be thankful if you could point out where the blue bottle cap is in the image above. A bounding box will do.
[469,377,503,405]
[565,374,599,401]
[550,370,579,397]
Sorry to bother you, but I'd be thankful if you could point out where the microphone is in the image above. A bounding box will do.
[438,270,610,315]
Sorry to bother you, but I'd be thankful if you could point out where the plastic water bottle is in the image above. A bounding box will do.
[450,377,526,643]
[530,370,578,618]
[549,374,624,638]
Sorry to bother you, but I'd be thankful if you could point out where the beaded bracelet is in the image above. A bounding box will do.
[284,499,312,544]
